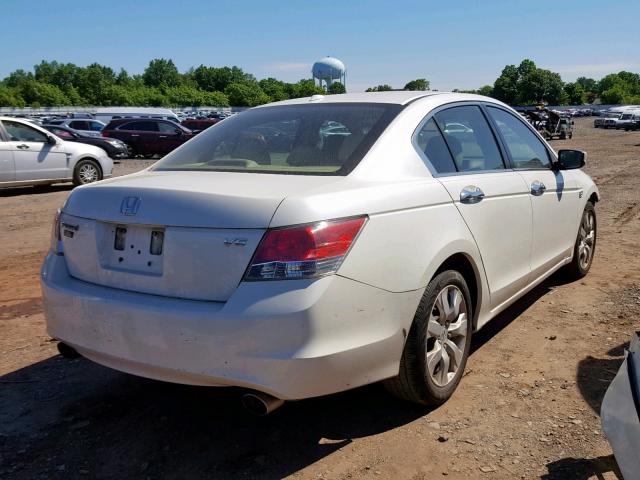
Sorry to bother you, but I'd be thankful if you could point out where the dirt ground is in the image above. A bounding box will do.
[1,119,639,479]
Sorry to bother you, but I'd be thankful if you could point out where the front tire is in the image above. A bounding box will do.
[384,270,473,405]
[563,202,596,280]
[73,159,102,186]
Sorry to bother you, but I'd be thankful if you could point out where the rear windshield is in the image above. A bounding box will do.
[152,103,402,175]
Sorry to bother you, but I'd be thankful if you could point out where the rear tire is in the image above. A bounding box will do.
[563,202,596,280]
[73,159,102,186]
[384,270,473,405]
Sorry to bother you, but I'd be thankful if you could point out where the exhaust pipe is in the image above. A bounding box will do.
[241,392,285,416]
[57,342,81,359]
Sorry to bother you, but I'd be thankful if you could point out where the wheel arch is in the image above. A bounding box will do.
[74,157,103,176]
[432,252,483,331]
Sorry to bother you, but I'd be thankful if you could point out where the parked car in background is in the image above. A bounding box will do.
[42,92,598,414]
[603,113,622,129]
[625,116,640,131]
[94,107,180,125]
[46,118,106,136]
[0,117,112,187]
[181,118,220,132]
[101,118,194,157]
[614,113,639,129]
[43,125,129,160]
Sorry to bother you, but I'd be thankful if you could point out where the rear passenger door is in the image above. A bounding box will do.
[485,106,580,279]
[416,104,532,309]
[157,122,184,154]
[118,121,158,155]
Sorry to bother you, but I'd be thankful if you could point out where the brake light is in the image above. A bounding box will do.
[245,216,366,280]
[50,209,62,254]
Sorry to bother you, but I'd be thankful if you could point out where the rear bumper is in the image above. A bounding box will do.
[41,253,421,399]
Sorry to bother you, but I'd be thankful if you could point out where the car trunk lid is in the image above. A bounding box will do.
[60,171,336,301]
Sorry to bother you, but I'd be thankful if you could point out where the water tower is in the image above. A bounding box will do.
[312,56,346,90]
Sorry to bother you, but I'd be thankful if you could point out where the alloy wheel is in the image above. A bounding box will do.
[578,209,595,270]
[425,285,468,387]
[78,164,99,184]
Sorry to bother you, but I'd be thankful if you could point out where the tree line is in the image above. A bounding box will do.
[1,58,639,108]
[366,59,640,106]
[453,59,640,106]
[0,59,336,108]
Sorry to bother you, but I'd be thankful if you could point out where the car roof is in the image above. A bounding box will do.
[255,91,508,110]
[258,91,444,107]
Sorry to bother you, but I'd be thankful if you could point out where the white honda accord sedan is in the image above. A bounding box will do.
[41,92,598,413]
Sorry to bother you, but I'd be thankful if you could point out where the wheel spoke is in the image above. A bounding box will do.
[426,342,443,376]
[438,347,450,385]
[445,339,463,369]
[427,318,444,338]
[448,313,467,337]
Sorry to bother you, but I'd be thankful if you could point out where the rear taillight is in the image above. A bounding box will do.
[50,209,62,254]
[245,216,366,280]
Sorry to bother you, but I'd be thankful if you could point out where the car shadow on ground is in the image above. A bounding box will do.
[0,272,581,479]
[541,455,622,479]
[0,184,73,198]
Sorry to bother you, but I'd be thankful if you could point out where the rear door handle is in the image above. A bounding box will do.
[158,135,167,138]
[16,144,29,149]
[460,185,485,204]
[130,134,140,137]
[531,180,546,196]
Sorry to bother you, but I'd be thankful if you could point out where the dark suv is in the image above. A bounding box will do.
[102,119,194,157]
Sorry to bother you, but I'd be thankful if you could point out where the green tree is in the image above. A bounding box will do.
[224,82,270,106]
[258,77,289,101]
[201,90,229,107]
[600,85,626,104]
[564,82,585,105]
[403,78,430,91]
[477,85,493,96]
[327,82,346,94]
[142,58,181,88]
[3,69,33,88]
[365,84,393,92]
[19,80,69,106]
[492,65,519,104]
[288,79,325,98]
[193,65,253,92]
[0,85,24,107]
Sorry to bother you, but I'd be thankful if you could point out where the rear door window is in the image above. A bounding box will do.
[119,121,159,132]
[433,106,505,172]
[69,121,90,130]
[414,118,457,174]
[158,122,179,134]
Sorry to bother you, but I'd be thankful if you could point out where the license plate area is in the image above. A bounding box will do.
[99,223,164,276]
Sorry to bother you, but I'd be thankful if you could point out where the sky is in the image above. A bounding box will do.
[1,0,639,92]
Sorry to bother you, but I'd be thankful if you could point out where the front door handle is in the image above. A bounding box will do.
[16,144,29,149]
[531,180,546,196]
[130,134,140,137]
[460,185,485,204]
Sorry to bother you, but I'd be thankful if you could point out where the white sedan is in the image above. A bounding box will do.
[0,117,113,188]
[41,92,598,414]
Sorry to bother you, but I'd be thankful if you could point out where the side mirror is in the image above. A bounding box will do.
[556,149,586,170]
[46,135,57,145]
[174,129,182,136]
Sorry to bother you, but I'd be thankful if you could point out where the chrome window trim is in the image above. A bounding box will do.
[411,101,511,177]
